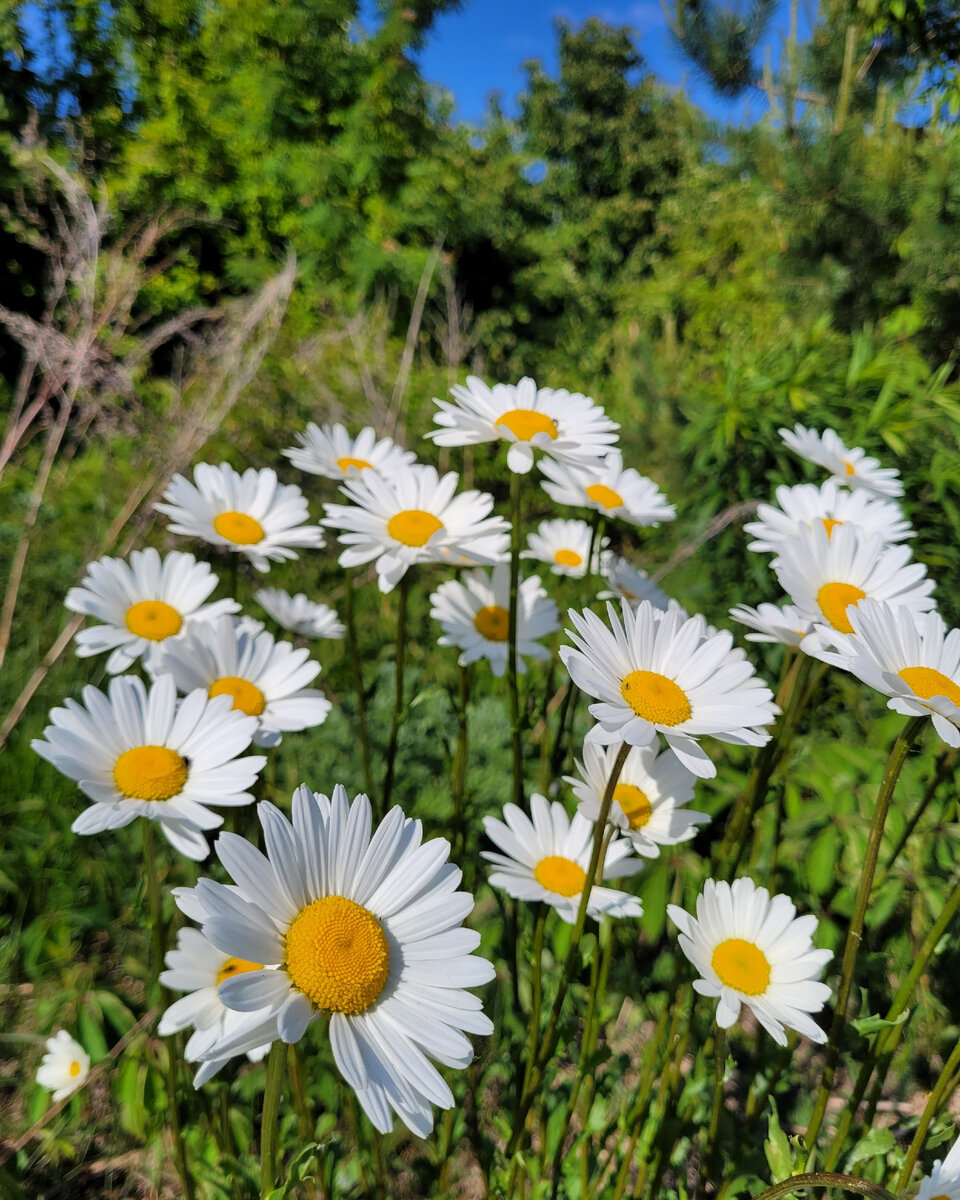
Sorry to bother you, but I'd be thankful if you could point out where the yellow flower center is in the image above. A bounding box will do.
[821,517,842,537]
[69,1061,82,1078]
[386,509,443,547]
[216,956,264,988]
[337,455,372,472]
[125,600,183,641]
[213,510,265,545]
[113,745,188,801]
[474,604,510,642]
[843,460,856,475]
[209,676,266,716]
[613,783,653,829]
[554,548,583,568]
[898,666,960,707]
[585,483,624,510]
[284,895,390,1015]
[620,670,691,726]
[711,937,771,995]
[816,581,866,633]
[534,855,586,897]
[494,408,558,442]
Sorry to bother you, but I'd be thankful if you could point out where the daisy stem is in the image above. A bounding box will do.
[750,1173,898,1200]
[897,1041,960,1189]
[586,514,605,576]
[878,745,956,881]
[548,679,580,783]
[452,662,470,864]
[260,1040,286,1199]
[507,741,630,1160]
[508,469,524,809]
[288,1042,313,1139]
[802,715,926,1165]
[698,1026,727,1200]
[822,867,960,1170]
[519,904,547,1098]
[343,567,375,802]
[382,570,410,813]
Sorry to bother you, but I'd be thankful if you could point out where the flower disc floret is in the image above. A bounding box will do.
[285,896,389,1015]
[620,670,692,725]
[495,408,558,441]
[114,745,188,801]
[125,600,183,640]
[712,938,770,994]
[534,856,586,897]
[387,509,443,547]
[213,511,264,544]
[209,676,266,716]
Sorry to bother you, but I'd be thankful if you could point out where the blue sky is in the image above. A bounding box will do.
[411,0,818,126]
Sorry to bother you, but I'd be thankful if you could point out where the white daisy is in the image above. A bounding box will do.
[36,1031,90,1102]
[564,740,708,859]
[429,563,559,677]
[31,675,266,860]
[524,518,605,579]
[156,463,326,573]
[814,600,960,746]
[64,548,239,675]
[152,615,331,749]
[744,481,912,553]
[729,602,813,647]
[159,924,274,1086]
[597,554,671,611]
[772,523,935,647]
[916,1131,960,1200]
[255,589,345,639]
[428,375,619,475]
[181,784,494,1138]
[779,424,903,498]
[560,600,778,779]
[667,877,833,1045]
[322,463,510,593]
[538,452,675,528]
[282,422,416,481]
[482,793,643,923]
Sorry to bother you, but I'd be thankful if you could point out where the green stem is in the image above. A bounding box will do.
[508,470,524,809]
[697,1028,727,1200]
[586,513,606,576]
[880,746,955,878]
[382,571,410,813]
[548,680,580,782]
[288,1042,313,1140]
[452,663,470,865]
[260,1040,286,1199]
[896,1034,960,1191]
[803,716,926,1164]
[343,566,375,802]
[751,1174,897,1200]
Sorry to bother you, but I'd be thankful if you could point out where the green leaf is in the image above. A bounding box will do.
[765,1098,792,1183]
[806,825,839,896]
[851,1010,909,1036]
[847,1125,896,1167]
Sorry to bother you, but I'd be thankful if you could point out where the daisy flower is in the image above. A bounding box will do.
[65,548,239,675]
[524,518,605,579]
[152,615,331,748]
[538,452,675,528]
[182,784,494,1137]
[916,1131,960,1200]
[729,602,813,647]
[779,424,903,498]
[255,588,345,639]
[36,1031,90,1101]
[159,924,274,1086]
[428,375,619,475]
[598,554,671,611]
[429,563,559,677]
[482,793,643,923]
[564,740,708,859]
[667,877,833,1045]
[560,600,778,779]
[282,422,416,481]
[156,463,325,573]
[772,523,935,646]
[323,463,510,593]
[31,675,265,860]
[816,600,960,746]
[744,481,912,553]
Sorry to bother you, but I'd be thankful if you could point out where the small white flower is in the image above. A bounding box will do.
[560,600,778,779]
[36,1031,90,1102]
[65,548,239,675]
[668,877,833,1045]
[482,793,644,923]
[428,375,619,475]
[524,518,604,579]
[779,424,903,498]
[916,1131,960,1200]
[322,463,510,593]
[565,740,708,858]
[539,451,675,527]
[429,563,559,677]
[255,589,345,639]
[282,422,416,481]
[598,554,671,610]
[152,616,331,748]
[156,463,325,573]
[744,481,912,553]
[729,602,813,647]
[32,675,265,860]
